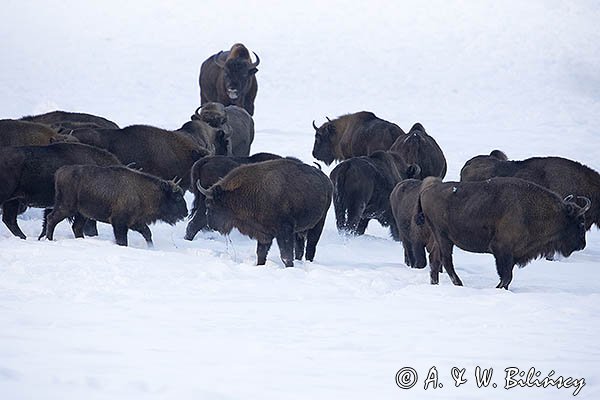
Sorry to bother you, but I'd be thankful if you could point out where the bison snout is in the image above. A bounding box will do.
[227,89,239,99]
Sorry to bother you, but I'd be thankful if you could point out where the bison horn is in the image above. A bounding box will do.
[563,194,575,203]
[196,180,211,197]
[214,51,226,68]
[577,196,591,215]
[251,51,260,68]
[194,106,202,115]
[312,120,319,131]
[326,116,332,122]
[173,177,182,187]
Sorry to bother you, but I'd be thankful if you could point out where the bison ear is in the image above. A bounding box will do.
[248,67,258,75]
[406,164,421,179]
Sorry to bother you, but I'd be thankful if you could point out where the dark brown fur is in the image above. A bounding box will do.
[20,110,119,131]
[199,43,259,116]
[390,179,433,269]
[417,177,588,289]
[0,119,79,146]
[0,143,121,239]
[185,152,282,240]
[389,123,447,178]
[311,111,405,165]
[45,165,188,247]
[329,151,420,239]
[193,102,255,156]
[460,150,600,231]
[72,122,215,190]
[202,158,332,267]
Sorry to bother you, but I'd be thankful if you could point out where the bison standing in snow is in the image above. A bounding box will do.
[389,123,447,179]
[330,151,420,239]
[45,165,188,247]
[311,111,404,165]
[184,152,282,240]
[199,43,260,116]
[196,158,332,268]
[390,179,433,269]
[0,143,121,239]
[417,177,589,289]
[192,103,255,156]
[460,150,600,232]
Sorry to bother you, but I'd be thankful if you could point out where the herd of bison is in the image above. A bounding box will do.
[1,43,598,289]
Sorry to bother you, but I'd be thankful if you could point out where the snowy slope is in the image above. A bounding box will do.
[1,1,600,399]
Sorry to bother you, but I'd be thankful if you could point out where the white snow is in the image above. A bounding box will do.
[1,1,600,399]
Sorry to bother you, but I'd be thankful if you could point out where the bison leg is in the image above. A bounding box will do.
[493,252,515,290]
[389,221,400,241]
[434,235,463,286]
[306,215,326,262]
[294,232,307,260]
[402,239,415,267]
[412,241,428,269]
[184,198,208,241]
[276,226,295,268]
[83,220,99,237]
[71,213,88,238]
[45,207,71,241]
[256,240,272,266]
[132,224,153,248]
[112,223,129,246]
[2,199,27,239]
[38,208,52,240]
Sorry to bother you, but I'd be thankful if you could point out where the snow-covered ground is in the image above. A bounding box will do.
[1,1,599,399]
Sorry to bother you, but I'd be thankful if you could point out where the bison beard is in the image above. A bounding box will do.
[45,165,188,247]
[416,177,589,289]
[198,158,332,268]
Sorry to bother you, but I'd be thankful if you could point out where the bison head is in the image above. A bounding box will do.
[193,103,228,128]
[460,151,507,182]
[215,51,259,102]
[312,119,336,165]
[558,195,590,257]
[159,179,188,225]
[197,182,235,235]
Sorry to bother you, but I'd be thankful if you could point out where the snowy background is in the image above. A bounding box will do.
[1,0,600,399]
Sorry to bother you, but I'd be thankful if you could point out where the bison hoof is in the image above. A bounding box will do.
[282,259,294,268]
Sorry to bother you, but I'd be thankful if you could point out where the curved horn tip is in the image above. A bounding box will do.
[577,196,592,214]
[194,106,202,115]
[252,51,260,67]
[563,194,575,203]
[196,180,211,196]
[326,116,332,122]
[312,120,319,131]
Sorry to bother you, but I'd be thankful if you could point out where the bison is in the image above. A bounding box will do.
[311,111,405,165]
[199,43,260,116]
[390,179,433,269]
[389,123,447,178]
[196,158,332,268]
[330,151,420,239]
[71,121,217,191]
[45,165,188,247]
[416,177,589,289]
[0,119,79,146]
[20,110,119,132]
[0,143,121,239]
[185,152,282,240]
[460,150,600,232]
[192,103,255,156]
